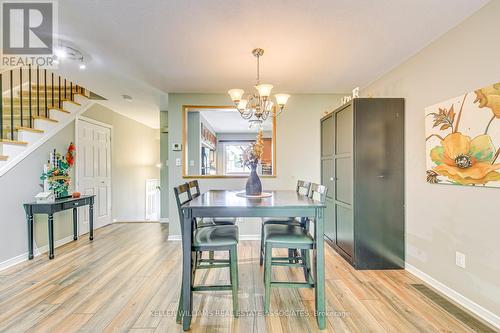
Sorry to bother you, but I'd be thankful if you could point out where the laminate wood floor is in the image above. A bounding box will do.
[0,223,495,333]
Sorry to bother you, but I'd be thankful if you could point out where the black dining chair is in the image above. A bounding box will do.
[262,183,328,314]
[188,180,237,227]
[174,183,239,322]
[188,180,237,262]
[259,180,312,265]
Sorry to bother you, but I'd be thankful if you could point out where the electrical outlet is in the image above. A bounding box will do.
[455,251,466,269]
[175,158,181,167]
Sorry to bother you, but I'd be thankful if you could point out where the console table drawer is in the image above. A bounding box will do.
[62,201,83,210]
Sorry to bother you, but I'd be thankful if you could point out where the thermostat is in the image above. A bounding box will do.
[172,143,182,151]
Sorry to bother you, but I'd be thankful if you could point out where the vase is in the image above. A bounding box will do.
[246,163,262,196]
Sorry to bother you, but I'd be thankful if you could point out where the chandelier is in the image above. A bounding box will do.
[228,48,290,127]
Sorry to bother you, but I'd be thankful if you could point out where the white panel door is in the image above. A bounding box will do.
[77,119,112,235]
[145,179,160,221]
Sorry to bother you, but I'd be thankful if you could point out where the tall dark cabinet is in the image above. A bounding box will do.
[321,98,405,270]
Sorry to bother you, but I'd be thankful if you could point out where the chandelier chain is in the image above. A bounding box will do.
[256,53,260,84]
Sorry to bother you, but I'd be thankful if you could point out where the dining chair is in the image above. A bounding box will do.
[259,180,312,265]
[188,180,237,262]
[262,183,328,314]
[174,183,239,322]
[188,180,237,226]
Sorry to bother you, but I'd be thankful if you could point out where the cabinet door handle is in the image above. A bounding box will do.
[330,177,334,181]
[377,175,385,179]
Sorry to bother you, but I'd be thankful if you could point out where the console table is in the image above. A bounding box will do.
[23,195,95,260]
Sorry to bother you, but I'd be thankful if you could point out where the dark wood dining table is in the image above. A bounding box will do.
[179,190,326,330]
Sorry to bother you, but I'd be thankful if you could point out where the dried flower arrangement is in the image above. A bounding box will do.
[244,130,264,168]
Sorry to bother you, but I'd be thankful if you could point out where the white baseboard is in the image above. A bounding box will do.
[167,235,182,241]
[0,235,74,272]
[405,263,500,329]
[0,252,28,272]
[160,218,169,224]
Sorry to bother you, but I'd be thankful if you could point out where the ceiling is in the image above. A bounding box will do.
[57,0,489,128]
[199,109,273,133]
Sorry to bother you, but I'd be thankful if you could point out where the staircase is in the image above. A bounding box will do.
[0,66,93,171]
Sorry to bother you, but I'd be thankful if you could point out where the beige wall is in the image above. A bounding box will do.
[83,104,160,221]
[362,0,500,319]
[166,93,344,236]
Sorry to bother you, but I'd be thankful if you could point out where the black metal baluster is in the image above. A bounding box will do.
[51,73,54,108]
[29,65,32,127]
[70,82,73,100]
[0,74,3,140]
[19,68,23,128]
[36,67,40,117]
[58,76,61,109]
[10,70,14,140]
[44,69,48,118]
[64,79,67,100]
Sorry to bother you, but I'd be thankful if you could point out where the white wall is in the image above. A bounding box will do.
[83,104,160,221]
[166,93,344,237]
[362,0,500,321]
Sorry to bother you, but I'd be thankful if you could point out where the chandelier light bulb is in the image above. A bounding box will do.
[266,100,274,112]
[237,99,248,110]
[228,89,244,103]
[275,93,290,107]
[255,84,273,98]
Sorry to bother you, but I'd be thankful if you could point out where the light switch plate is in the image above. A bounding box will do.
[455,251,466,269]
[175,158,181,167]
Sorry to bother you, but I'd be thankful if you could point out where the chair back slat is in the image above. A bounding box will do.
[309,183,328,203]
[188,180,201,198]
[296,180,312,196]
[174,183,192,226]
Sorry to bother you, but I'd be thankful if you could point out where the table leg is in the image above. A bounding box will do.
[181,208,193,331]
[89,202,94,241]
[27,214,34,260]
[48,214,54,259]
[314,207,326,329]
[73,208,78,241]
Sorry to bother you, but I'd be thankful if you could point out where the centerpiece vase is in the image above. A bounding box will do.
[246,163,262,196]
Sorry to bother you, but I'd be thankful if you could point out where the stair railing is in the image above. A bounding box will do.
[1,66,88,141]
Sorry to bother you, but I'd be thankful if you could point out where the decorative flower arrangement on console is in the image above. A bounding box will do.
[244,130,264,195]
[40,143,76,198]
[425,82,500,186]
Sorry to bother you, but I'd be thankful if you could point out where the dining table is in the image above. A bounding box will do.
[179,190,326,330]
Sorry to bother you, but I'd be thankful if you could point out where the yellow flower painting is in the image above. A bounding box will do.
[425,82,500,187]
